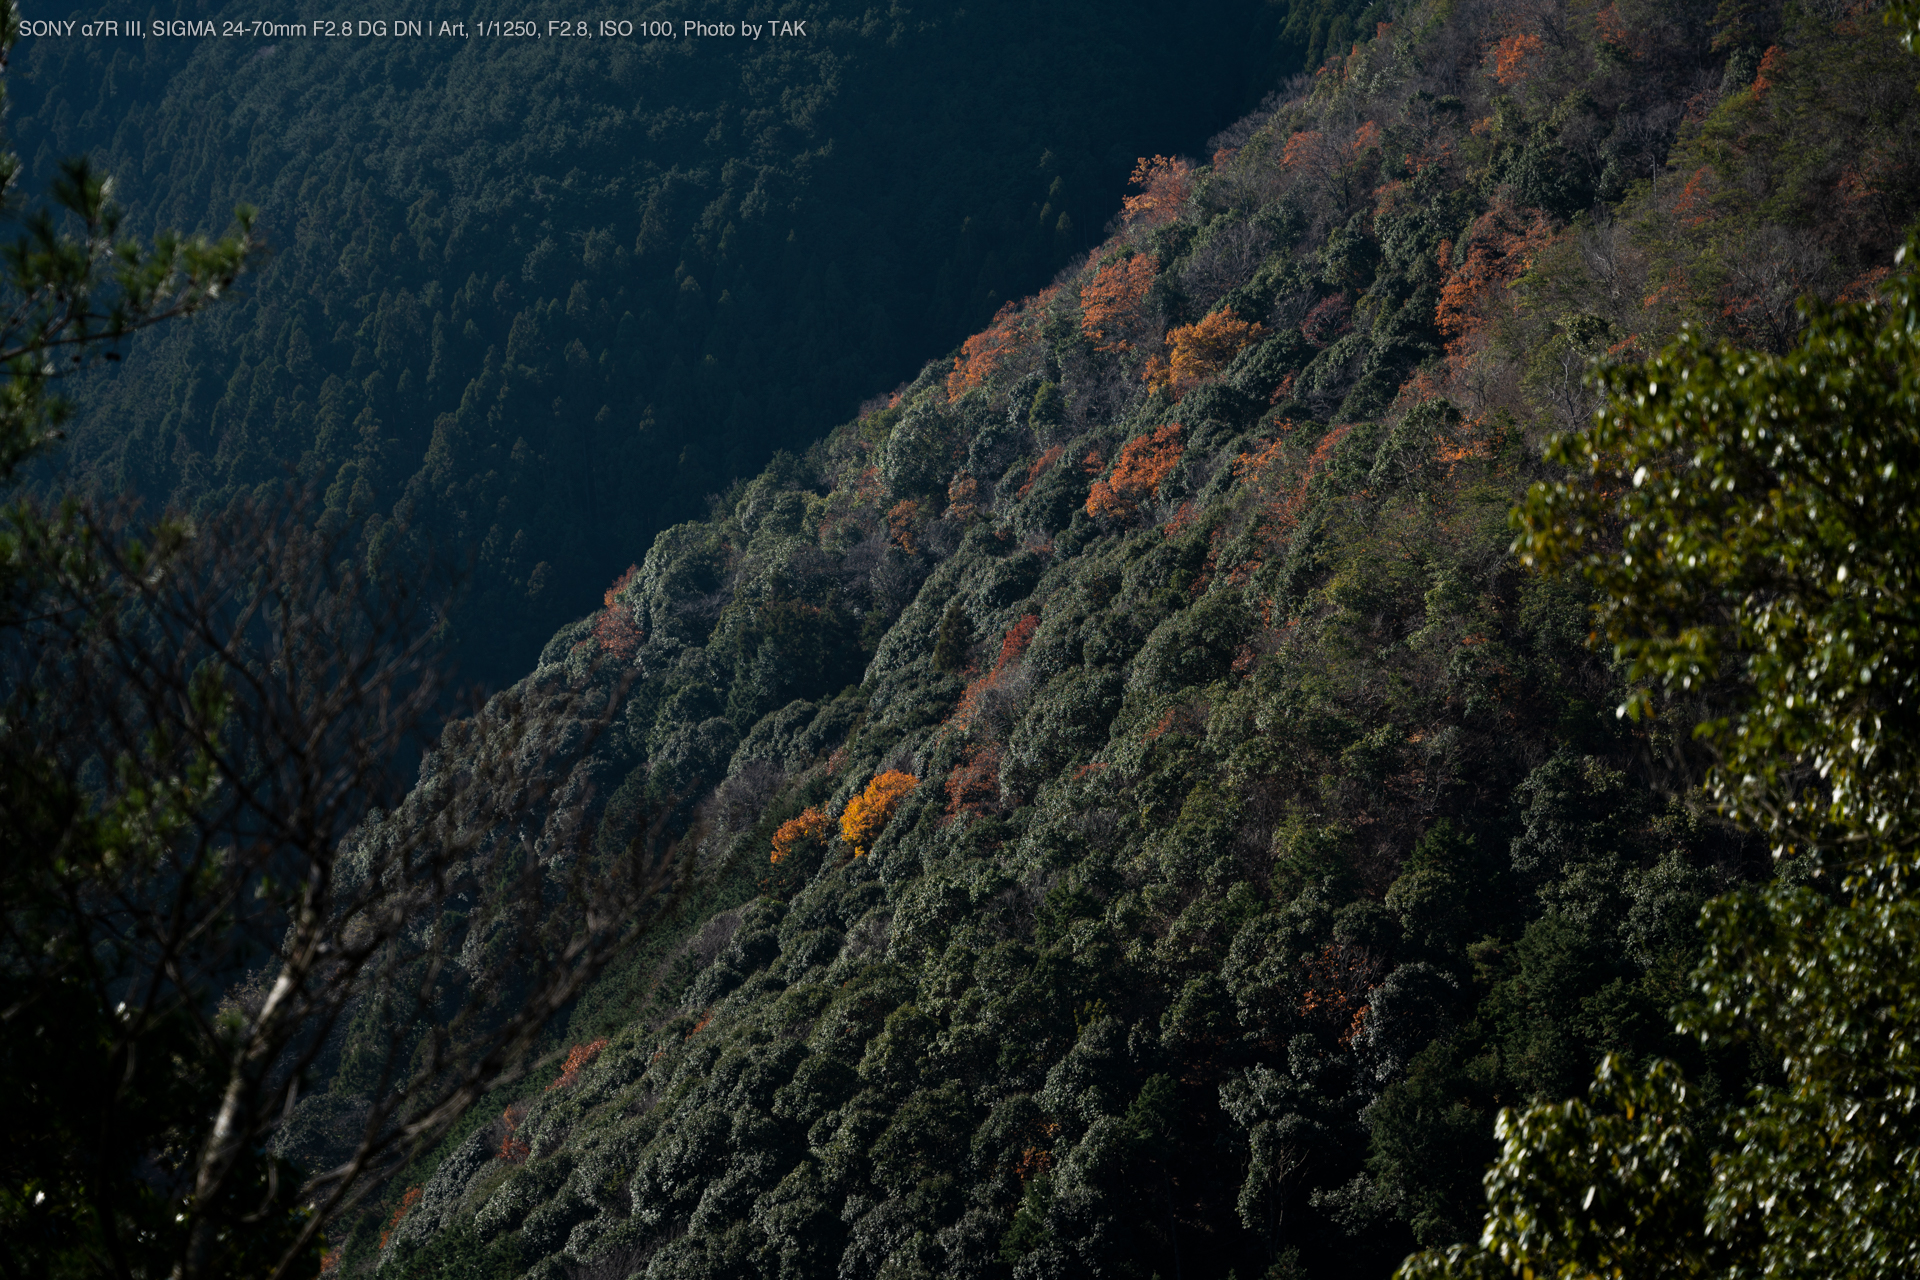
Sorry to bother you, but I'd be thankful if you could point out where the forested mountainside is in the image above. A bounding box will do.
[309,0,1920,1276]
[8,0,1341,688]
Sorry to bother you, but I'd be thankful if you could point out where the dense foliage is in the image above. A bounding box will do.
[9,0,1345,687]
[277,0,1920,1275]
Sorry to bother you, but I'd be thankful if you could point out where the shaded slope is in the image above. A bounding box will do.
[11,0,1343,687]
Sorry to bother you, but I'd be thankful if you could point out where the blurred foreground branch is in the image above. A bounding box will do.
[0,489,679,1280]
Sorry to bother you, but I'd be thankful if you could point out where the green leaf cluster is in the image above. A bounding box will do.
[1410,175,1920,1280]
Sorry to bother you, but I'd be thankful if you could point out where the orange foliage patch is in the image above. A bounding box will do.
[592,564,642,660]
[1164,500,1199,540]
[1373,179,1407,218]
[1298,943,1384,1046]
[946,287,1059,401]
[1145,310,1267,396]
[1434,415,1501,477]
[1674,167,1715,227]
[1393,364,1451,413]
[888,498,922,554]
[1281,130,1325,170]
[1750,44,1781,97]
[1015,1124,1061,1185]
[1079,254,1157,352]
[1597,3,1643,54]
[949,303,1023,400]
[1308,423,1355,470]
[379,1186,423,1251]
[770,807,833,865]
[947,473,980,523]
[946,741,1003,817]
[1087,423,1185,521]
[1120,155,1193,227]
[841,770,919,856]
[549,1038,610,1091]
[1434,200,1554,372]
[1300,295,1352,347]
[1839,265,1893,303]
[996,615,1040,668]
[498,1101,532,1164]
[1595,4,1635,52]
[1488,31,1543,86]
[603,564,637,608]
[1228,423,1353,581]
[1351,121,1383,155]
[948,616,1042,738]
[1016,445,1065,498]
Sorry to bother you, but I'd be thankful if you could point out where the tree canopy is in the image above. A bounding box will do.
[1404,225,1920,1279]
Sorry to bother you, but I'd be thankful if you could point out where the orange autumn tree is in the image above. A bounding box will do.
[1280,129,1347,190]
[947,613,1041,745]
[1282,130,1326,169]
[946,286,1059,400]
[948,303,1023,399]
[1079,253,1156,351]
[1298,943,1384,1047]
[1087,422,1185,521]
[1120,155,1193,227]
[1015,444,1065,498]
[1750,43,1783,97]
[497,1100,531,1163]
[770,807,833,865]
[996,614,1039,667]
[767,806,836,892]
[888,498,922,553]
[1144,309,1267,396]
[840,770,918,856]
[1434,198,1554,376]
[946,742,1003,818]
[947,472,981,522]
[548,1038,609,1091]
[1488,30,1544,86]
[592,563,641,659]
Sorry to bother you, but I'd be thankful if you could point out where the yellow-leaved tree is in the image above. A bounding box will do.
[840,771,920,856]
